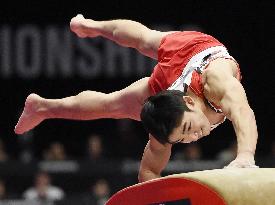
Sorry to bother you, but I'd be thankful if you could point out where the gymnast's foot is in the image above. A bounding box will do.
[15,94,46,135]
[70,14,101,38]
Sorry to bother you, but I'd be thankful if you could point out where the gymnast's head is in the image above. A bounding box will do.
[140,90,211,145]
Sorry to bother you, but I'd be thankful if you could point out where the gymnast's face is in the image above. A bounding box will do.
[168,97,211,144]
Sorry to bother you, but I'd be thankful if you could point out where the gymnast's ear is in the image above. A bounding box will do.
[182,96,195,108]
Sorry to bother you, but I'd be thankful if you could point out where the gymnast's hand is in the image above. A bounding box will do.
[70,14,101,38]
[224,152,259,168]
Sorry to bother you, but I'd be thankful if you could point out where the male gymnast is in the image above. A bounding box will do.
[15,14,258,182]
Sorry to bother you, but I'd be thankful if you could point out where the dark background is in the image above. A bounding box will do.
[1,0,274,157]
[0,0,275,200]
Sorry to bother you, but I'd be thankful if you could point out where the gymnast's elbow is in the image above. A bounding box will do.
[235,106,255,123]
[138,168,161,183]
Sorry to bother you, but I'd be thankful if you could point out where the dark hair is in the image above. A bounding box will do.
[140,90,191,144]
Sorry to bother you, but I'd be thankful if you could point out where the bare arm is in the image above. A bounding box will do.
[138,135,172,182]
[70,14,173,59]
[203,60,258,167]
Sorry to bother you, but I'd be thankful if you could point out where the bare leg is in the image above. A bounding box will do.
[14,91,115,134]
[15,77,150,135]
[70,14,175,59]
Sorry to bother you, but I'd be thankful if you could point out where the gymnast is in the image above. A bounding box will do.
[15,14,259,182]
